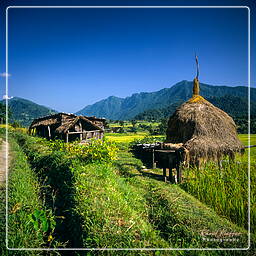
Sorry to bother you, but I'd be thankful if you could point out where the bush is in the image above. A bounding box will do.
[47,138,118,163]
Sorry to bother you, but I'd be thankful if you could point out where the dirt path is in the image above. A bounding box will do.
[0,140,8,184]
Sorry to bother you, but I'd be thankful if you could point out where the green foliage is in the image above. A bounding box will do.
[10,120,22,128]
[0,102,12,124]
[8,130,252,251]
[207,95,254,118]
[47,138,118,163]
[131,119,137,127]
[30,209,55,233]
[148,118,168,135]
[234,116,256,134]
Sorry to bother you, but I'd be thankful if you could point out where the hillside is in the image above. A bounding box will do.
[135,95,256,121]
[2,81,254,127]
[1,97,57,127]
[76,80,255,120]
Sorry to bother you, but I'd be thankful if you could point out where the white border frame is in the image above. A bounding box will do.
[5,5,251,252]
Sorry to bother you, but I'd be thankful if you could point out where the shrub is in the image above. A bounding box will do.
[48,138,118,163]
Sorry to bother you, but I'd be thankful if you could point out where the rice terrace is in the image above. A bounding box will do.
[0,4,255,256]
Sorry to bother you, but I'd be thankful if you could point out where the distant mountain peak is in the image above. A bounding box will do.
[75,81,253,120]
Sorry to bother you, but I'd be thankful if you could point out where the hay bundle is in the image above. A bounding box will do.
[166,94,244,165]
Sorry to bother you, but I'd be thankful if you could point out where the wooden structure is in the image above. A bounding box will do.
[132,143,187,183]
[29,113,105,142]
[132,56,244,183]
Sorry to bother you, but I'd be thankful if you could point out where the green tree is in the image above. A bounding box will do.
[11,120,22,128]
[131,119,137,128]
[157,118,168,135]
[0,102,12,124]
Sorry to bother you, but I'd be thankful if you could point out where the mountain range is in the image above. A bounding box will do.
[1,80,255,126]
[76,80,255,120]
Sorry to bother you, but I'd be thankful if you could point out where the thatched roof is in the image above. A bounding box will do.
[166,94,244,164]
[55,116,103,134]
[29,113,103,133]
[29,113,76,129]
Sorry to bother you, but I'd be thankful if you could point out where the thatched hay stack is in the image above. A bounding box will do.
[166,93,244,165]
[166,59,244,165]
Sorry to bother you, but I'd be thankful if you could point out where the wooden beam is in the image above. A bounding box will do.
[66,133,69,143]
[67,130,100,134]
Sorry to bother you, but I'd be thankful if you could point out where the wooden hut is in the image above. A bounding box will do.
[29,113,105,142]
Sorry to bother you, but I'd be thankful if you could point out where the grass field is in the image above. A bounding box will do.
[1,129,255,254]
[107,132,256,231]
[105,132,164,143]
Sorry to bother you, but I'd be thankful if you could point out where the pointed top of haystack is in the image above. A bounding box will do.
[165,57,244,165]
[192,55,201,97]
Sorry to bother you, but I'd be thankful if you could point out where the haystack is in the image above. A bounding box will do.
[165,58,244,165]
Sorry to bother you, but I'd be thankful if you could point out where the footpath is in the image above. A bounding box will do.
[0,140,8,184]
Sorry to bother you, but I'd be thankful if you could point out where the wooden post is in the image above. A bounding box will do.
[80,133,82,141]
[163,167,167,182]
[48,126,51,139]
[66,133,69,143]
[177,164,182,183]
[152,149,156,168]
[169,167,172,182]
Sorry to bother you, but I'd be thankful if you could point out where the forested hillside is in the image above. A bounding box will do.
[76,80,254,120]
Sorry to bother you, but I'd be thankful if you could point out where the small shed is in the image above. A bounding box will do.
[29,113,105,142]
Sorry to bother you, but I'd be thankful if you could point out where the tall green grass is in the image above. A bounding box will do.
[181,134,256,231]
[182,162,248,228]
[7,137,54,250]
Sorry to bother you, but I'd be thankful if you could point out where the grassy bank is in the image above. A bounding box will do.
[13,132,248,252]
[7,137,56,250]
[0,129,45,255]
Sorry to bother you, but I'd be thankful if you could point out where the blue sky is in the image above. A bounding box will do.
[0,0,254,113]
